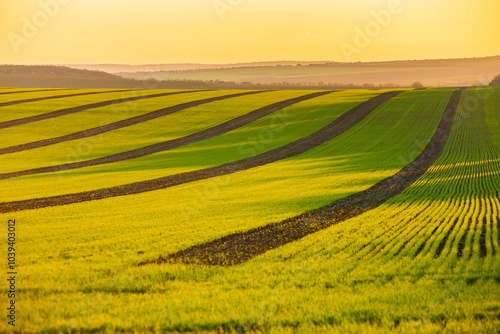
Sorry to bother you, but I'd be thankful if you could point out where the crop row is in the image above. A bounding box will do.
[1,88,455,277]
[1,90,389,202]
[294,87,500,279]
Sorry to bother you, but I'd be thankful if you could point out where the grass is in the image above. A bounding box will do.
[0,88,79,104]
[1,89,395,201]
[0,89,232,149]
[0,87,498,333]
[0,88,167,123]
[0,90,309,172]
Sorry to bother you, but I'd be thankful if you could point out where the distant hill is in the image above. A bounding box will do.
[0,65,221,89]
[2,56,499,89]
[113,56,500,87]
[0,65,379,90]
[0,65,128,88]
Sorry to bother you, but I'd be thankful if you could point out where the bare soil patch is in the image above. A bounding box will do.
[0,89,132,110]
[0,91,331,179]
[144,89,464,266]
[0,91,401,214]
[0,90,207,130]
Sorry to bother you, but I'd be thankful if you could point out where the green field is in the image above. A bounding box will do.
[116,56,500,87]
[0,87,499,333]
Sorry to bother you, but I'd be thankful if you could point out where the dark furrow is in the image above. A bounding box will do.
[140,88,464,266]
[387,202,434,257]
[0,91,263,155]
[354,208,408,255]
[0,88,68,96]
[434,218,459,258]
[469,214,479,260]
[446,199,473,257]
[479,216,488,258]
[0,91,332,180]
[329,240,358,258]
[413,220,443,258]
[0,91,401,214]
[490,213,496,257]
[0,89,206,131]
[0,89,132,109]
[497,190,500,249]
[393,214,433,257]
[498,215,500,249]
[457,217,473,257]
[360,202,433,258]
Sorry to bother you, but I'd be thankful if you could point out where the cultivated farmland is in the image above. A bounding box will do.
[0,87,499,333]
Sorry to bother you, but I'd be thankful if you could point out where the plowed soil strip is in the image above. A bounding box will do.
[0,89,68,96]
[479,216,488,257]
[0,90,265,155]
[0,89,132,109]
[0,91,400,214]
[144,88,464,266]
[0,90,204,130]
[0,91,332,179]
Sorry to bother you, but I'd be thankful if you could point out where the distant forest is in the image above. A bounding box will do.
[0,65,408,90]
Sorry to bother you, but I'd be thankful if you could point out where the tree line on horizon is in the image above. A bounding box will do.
[0,65,498,89]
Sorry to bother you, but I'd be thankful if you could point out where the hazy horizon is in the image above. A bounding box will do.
[3,54,499,67]
[2,0,499,65]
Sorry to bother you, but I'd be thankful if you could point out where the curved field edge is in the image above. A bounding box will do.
[0,88,132,109]
[0,89,184,124]
[2,88,496,333]
[0,89,382,202]
[0,90,308,172]
[150,89,463,265]
[1,89,454,270]
[0,91,330,178]
[0,89,255,150]
[0,88,66,96]
[0,91,400,210]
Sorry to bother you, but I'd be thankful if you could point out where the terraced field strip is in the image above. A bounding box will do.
[1,87,498,334]
[1,90,454,288]
[1,89,371,201]
[0,89,93,107]
[0,91,267,157]
[0,91,400,212]
[0,89,186,124]
[0,89,133,108]
[0,91,308,174]
[0,90,261,154]
[0,89,209,130]
[3,89,455,283]
[0,88,68,95]
[149,88,464,266]
[1,91,332,179]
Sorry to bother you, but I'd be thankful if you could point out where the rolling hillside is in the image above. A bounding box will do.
[0,87,498,333]
[114,56,500,87]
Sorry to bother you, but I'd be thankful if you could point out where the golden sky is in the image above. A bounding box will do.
[1,0,499,64]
